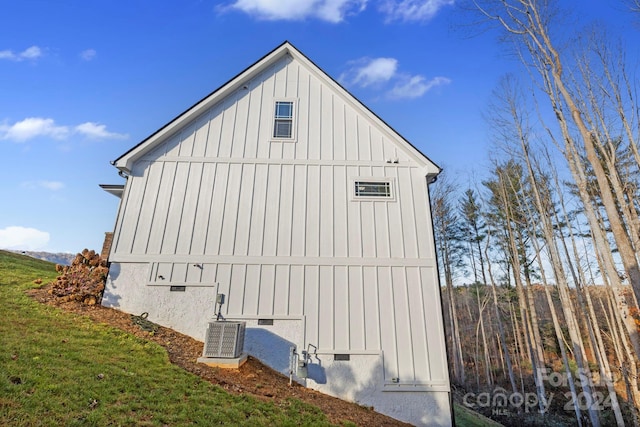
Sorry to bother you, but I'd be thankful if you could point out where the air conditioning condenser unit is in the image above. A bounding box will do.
[202,321,246,358]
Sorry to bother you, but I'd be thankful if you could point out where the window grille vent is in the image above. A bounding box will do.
[354,181,391,198]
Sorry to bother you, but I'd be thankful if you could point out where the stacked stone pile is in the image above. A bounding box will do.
[49,249,108,305]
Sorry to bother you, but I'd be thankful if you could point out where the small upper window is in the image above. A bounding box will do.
[273,101,294,139]
[354,181,392,198]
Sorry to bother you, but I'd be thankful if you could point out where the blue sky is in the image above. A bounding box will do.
[0,1,637,253]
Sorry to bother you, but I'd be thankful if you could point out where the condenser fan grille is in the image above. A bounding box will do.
[203,321,245,358]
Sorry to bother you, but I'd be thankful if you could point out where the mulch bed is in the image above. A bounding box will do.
[28,285,408,426]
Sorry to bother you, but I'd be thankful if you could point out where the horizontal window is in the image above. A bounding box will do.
[354,181,392,198]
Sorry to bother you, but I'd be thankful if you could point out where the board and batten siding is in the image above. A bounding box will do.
[108,53,446,386]
[114,162,432,259]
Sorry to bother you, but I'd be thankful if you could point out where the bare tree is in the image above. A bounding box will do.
[467,0,640,342]
[626,0,640,14]
[484,160,549,412]
[484,231,519,395]
[432,172,467,385]
[545,145,627,424]
[487,75,609,425]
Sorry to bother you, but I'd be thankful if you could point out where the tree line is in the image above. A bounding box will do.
[434,2,640,425]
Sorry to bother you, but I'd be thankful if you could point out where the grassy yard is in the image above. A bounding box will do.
[453,403,505,427]
[0,250,335,426]
[0,249,497,426]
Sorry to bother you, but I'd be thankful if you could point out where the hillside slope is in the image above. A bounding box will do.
[1,250,406,426]
[8,250,75,266]
[2,249,494,426]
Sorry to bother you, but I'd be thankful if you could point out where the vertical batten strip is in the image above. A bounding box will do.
[288,164,298,256]
[276,165,292,256]
[195,163,217,255]
[408,170,425,258]
[112,167,133,254]
[171,162,195,255]
[123,161,150,254]
[240,85,252,159]
[207,163,230,255]
[248,164,267,256]
[181,162,204,255]
[164,162,186,254]
[243,163,258,256]
[219,164,242,255]
[147,162,174,254]
[232,163,252,255]
[285,265,291,316]
[402,267,417,382]
[292,63,300,160]
[414,266,432,381]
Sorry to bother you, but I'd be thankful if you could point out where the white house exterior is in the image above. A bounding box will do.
[102,41,451,426]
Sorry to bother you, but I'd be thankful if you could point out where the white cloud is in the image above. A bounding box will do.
[22,180,65,191]
[75,122,128,139]
[341,57,398,87]
[0,226,50,250]
[0,117,128,142]
[389,75,451,98]
[0,118,69,142]
[317,0,368,21]
[224,0,367,22]
[0,45,43,61]
[80,49,97,61]
[380,0,454,22]
[21,46,42,59]
[341,56,450,99]
[224,0,451,22]
[39,181,64,191]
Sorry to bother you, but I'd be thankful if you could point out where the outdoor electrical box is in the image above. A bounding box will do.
[297,350,308,378]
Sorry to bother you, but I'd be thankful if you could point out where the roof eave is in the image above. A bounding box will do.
[113,41,295,172]
[286,42,441,172]
[99,184,125,198]
[112,40,442,175]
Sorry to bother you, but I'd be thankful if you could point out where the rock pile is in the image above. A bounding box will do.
[49,249,108,305]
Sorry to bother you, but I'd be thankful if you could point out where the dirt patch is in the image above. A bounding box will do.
[28,285,408,426]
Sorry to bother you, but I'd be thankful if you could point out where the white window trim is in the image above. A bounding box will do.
[271,98,298,143]
[350,177,396,202]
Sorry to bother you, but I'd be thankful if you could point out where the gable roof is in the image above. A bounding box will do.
[113,41,441,179]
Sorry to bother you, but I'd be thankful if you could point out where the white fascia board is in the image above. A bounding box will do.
[421,164,442,182]
[114,41,441,178]
[99,184,125,198]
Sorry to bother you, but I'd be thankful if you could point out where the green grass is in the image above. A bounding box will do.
[453,403,505,427]
[0,250,334,426]
[1,250,496,426]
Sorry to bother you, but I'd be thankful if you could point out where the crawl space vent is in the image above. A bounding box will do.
[203,321,246,358]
